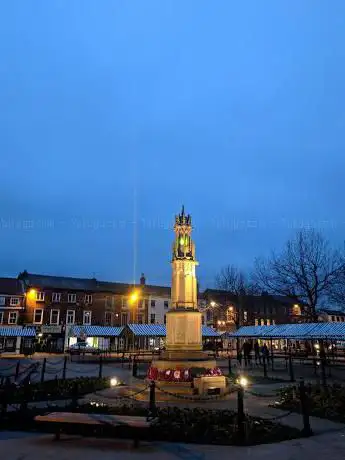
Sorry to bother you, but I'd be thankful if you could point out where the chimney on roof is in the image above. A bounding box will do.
[140,273,146,285]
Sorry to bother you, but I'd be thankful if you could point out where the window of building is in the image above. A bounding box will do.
[243,311,248,322]
[35,291,45,302]
[10,297,19,306]
[33,309,43,324]
[151,300,156,308]
[164,314,166,324]
[83,311,92,325]
[145,299,149,309]
[260,319,265,326]
[272,319,276,325]
[331,315,335,322]
[266,319,271,326]
[0,296,5,306]
[164,301,169,309]
[105,312,112,325]
[8,312,18,325]
[85,294,92,304]
[68,293,77,303]
[337,316,340,322]
[52,292,61,303]
[150,314,155,324]
[0,312,3,324]
[66,310,75,325]
[50,309,60,325]
[342,317,345,322]
[137,315,143,324]
[202,316,205,325]
[254,319,259,326]
[121,313,128,325]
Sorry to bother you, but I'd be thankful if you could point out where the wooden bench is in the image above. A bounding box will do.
[34,412,152,447]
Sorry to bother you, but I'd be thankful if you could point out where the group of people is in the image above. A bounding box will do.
[237,340,270,367]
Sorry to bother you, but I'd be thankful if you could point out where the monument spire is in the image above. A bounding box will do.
[171,207,198,310]
[147,206,226,394]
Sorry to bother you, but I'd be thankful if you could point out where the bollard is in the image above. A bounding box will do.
[62,355,67,380]
[288,352,295,382]
[71,381,79,410]
[132,358,138,377]
[313,357,317,376]
[263,356,267,378]
[15,360,20,381]
[237,385,246,444]
[0,379,11,416]
[228,356,232,375]
[41,358,46,384]
[149,380,156,416]
[20,380,31,412]
[98,356,103,379]
[320,358,327,389]
[299,379,312,436]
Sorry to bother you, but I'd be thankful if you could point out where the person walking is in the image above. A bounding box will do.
[242,341,251,367]
[254,341,261,365]
[261,343,270,364]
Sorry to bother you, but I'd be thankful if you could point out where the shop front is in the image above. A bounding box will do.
[37,325,65,353]
[67,325,124,352]
[0,326,36,354]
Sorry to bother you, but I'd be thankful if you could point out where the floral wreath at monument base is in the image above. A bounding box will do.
[147,366,222,382]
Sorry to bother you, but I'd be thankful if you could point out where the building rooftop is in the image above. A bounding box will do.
[0,277,25,296]
[18,272,171,296]
[19,272,97,291]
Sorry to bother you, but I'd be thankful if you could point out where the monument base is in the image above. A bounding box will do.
[148,307,226,394]
[148,351,225,394]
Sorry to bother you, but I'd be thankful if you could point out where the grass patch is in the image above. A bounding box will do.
[0,377,114,403]
[276,383,345,423]
[1,403,302,446]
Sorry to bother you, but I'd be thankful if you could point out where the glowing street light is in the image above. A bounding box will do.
[129,291,139,303]
[238,376,248,387]
[27,288,36,299]
[210,301,216,307]
[110,377,119,387]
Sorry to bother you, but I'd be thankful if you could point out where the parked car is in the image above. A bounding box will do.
[67,341,100,355]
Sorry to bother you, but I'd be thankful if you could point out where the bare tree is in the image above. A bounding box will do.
[216,265,246,294]
[328,266,345,310]
[215,265,257,328]
[254,229,345,321]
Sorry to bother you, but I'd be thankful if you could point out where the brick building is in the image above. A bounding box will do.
[0,277,25,325]
[202,289,304,333]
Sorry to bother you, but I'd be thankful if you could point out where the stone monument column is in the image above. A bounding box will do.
[166,206,202,352]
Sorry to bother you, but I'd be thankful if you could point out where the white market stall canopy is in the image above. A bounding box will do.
[70,326,124,337]
[0,327,36,337]
[230,323,345,340]
[70,324,220,338]
[126,324,221,338]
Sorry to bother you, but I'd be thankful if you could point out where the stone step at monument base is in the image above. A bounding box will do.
[116,382,196,402]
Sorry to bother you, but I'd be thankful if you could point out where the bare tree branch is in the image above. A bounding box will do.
[215,264,257,295]
[253,229,345,320]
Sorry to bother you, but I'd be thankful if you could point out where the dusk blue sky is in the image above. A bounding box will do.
[1,1,345,287]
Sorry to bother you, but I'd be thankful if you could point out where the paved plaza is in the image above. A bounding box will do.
[0,428,345,460]
[1,354,345,458]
